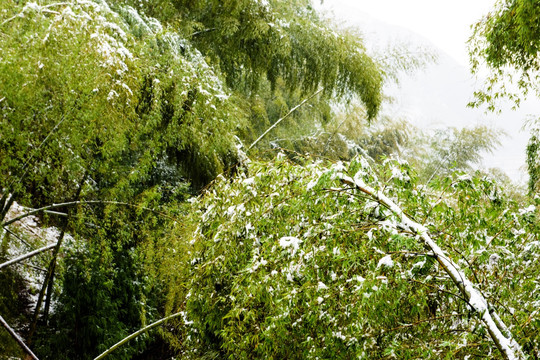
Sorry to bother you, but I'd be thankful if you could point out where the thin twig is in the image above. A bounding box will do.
[385,313,464,333]
[469,219,515,267]
[409,279,468,305]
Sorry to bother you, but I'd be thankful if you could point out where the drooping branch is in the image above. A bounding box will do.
[0,314,39,360]
[93,312,185,360]
[248,88,323,152]
[339,173,525,360]
[0,2,70,27]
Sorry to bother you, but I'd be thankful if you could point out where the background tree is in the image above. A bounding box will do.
[412,126,504,182]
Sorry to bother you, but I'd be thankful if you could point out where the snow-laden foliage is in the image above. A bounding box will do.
[2,0,539,359]
[0,0,241,198]
[0,0,241,357]
[150,0,383,119]
[165,156,540,359]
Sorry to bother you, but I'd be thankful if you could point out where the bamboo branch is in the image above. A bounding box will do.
[409,279,468,305]
[2,227,31,247]
[0,242,57,270]
[385,313,464,333]
[248,88,323,152]
[1,200,175,228]
[0,194,15,226]
[0,314,39,360]
[1,2,70,27]
[339,173,525,360]
[190,28,217,37]
[93,312,184,360]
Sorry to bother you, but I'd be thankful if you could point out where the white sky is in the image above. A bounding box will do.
[315,0,534,184]
[317,0,496,66]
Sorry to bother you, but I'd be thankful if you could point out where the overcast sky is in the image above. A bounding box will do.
[314,0,534,184]
[316,0,496,66]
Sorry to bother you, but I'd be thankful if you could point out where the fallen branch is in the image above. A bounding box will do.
[340,173,525,360]
[93,312,184,360]
[0,314,39,360]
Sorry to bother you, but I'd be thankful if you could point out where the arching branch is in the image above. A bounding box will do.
[93,312,185,360]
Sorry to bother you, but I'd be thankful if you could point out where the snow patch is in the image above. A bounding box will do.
[377,255,394,269]
[279,236,302,255]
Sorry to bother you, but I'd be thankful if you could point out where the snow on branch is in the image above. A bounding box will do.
[339,172,525,360]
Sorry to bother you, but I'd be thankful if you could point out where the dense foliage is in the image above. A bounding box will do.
[0,0,386,358]
[165,156,539,359]
[128,0,383,118]
[0,0,235,356]
[1,0,538,359]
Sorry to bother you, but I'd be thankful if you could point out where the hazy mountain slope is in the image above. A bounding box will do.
[316,1,536,184]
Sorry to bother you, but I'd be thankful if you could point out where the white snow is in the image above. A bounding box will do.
[377,254,394,268]
[317,281,328,291]
[22,2,40,12]
[519,205,536,215]
[279,236,303,255]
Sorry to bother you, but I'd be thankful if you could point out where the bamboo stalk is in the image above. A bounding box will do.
[248,88,323,152]
[340,173,525,360]
[27,229,65,344]
[1,200,174,228]
[93,312,184,360]
[0,242,57,270]
[0,314,39,360]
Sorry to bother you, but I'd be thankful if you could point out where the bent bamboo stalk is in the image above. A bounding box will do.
[340,173,524,360]
[0,314,39,360]
[93,312,184,360]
